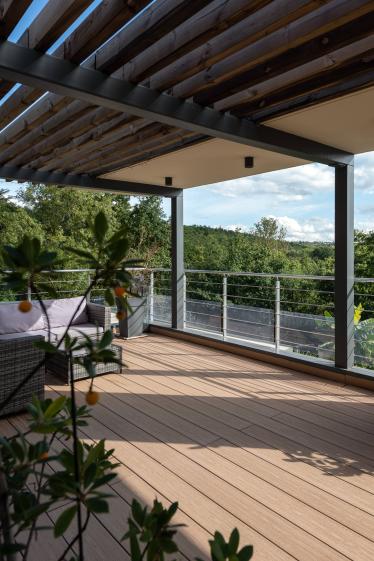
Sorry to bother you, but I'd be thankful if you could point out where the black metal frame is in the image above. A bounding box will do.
[0,164,180,197]
[334,163,355,369]
[171,192,184,329]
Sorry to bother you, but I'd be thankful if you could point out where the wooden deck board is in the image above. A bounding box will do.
[1,334,374,560]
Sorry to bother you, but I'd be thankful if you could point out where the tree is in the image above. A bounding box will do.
[0,190,43,265]
[128,197,170,267]
[251,217,287,249]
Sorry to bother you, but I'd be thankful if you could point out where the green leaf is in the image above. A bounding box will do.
[54,505,77,537]
[85,497,109,513]
[237,545,253,561]
[44,396,66,419]
[94,211,109,244]
[228,528,240,554]
[98,330,113,350]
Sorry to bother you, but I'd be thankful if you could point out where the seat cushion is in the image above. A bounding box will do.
[0,329,51,341]
[0,302,45,335]
[42,297,88,328]
[50,323,104,340]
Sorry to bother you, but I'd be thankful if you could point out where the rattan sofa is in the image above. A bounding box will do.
[0,335,45,417]
[0,298,121,413]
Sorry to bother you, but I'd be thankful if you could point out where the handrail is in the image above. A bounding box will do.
[1,267,373,283]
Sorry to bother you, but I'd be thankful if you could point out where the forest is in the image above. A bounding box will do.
[0,184,373,318]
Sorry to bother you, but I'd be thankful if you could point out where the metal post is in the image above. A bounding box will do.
[86,273,91,303]
[275,278,281,353]
[222,275,227,340]
[335,162,355,369]
[149,270,154,323]
[183,273,187,330]
[171,192,184,329]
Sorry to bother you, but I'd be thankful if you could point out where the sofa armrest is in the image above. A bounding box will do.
[0,336,45,416]
[86,303,112,331]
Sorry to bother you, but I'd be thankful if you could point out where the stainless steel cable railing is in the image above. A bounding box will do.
[1,268,373,372]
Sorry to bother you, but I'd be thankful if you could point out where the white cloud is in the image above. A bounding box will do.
[206,162,334,203]
[276,216,335,242]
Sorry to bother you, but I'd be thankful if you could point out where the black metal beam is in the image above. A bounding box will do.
[0,164,180,197]
[0,40,353,167]
[171,191,184,329]
[334,163,355,369]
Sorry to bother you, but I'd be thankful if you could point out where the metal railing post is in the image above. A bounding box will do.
[149,271,154,323]
[183,273,187,330]
[86,273,91,303]
[275,278,281,353]
[222,275,227,340]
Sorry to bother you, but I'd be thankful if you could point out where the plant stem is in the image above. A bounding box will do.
[69,352,84,561]
[0,451,15,561]
[55,512,90,561]
[22,433,56,560]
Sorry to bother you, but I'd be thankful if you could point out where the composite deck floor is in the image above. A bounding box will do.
[2,334,374,560]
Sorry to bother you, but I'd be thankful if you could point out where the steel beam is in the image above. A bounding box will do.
[0,40,353,167]
[0,164,180,197]
[171,191,184,329]
[334,163,355,369]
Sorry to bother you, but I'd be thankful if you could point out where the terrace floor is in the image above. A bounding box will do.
[2,334,374,561]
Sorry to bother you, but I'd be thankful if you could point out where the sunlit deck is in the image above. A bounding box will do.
[2,334,374,561]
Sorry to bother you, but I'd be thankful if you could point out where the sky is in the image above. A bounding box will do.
[1,0,373,243]
[180,151,374,242]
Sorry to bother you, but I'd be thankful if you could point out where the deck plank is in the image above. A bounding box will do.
[1,334,374,561]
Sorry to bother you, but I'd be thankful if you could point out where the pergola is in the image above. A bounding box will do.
[0,0,373,372]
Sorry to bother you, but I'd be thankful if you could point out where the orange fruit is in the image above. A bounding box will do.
[114,286,127,297]
[18,300,32,313]
[39,451,48,461]
[116,310,126,321]
[85,390,99,406]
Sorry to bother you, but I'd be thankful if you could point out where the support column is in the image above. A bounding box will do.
[334,162,354,369]
[171,191,184,329]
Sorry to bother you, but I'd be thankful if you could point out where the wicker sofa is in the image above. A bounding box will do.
[0,297,121,414]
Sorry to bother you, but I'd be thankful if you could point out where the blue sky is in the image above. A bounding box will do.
[2,1,373,242]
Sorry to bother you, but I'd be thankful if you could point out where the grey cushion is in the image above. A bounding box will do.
[42,297,88,328]
[0,302,46,335]
[0,329,51,341]
[50,323,104,340]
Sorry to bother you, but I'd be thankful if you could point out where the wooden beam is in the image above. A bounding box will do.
[0,40,353,166]
[214,36,374,112]
[24,115,141,171]
[119,0,272,83]
[194,10,374,105]
[148,0,328,92]
[91,0,213,75]
[90,136,207,177]
[170,0,373,100]
[73,128,201,175]
[233,57,374,120]
[0,0,32,39]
